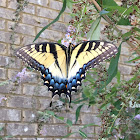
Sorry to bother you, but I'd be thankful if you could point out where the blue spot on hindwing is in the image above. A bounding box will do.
[54,83,59,90]
[67,83,72,90]
[50,79,55,86]
[60,83,65,90]
[76,73,81,80]
[46,73,51,81]
[72,79,77,86]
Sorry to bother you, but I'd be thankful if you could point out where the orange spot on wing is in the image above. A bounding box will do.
[43,74,46,78]
[66,84,67,88]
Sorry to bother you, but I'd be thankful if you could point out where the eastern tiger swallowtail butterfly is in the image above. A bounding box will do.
[16,41,118,104]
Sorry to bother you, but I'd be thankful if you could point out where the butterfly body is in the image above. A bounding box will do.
[16,41,118,102]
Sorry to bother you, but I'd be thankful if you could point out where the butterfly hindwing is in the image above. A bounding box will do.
[16,42,68,97]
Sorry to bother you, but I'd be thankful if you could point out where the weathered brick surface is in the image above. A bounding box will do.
[23,84,51,97]
[0,19,5,29]
[0,123,5,135]
[37,28,63,41]
[0,82,22,94]
[49,0,63,11]
[4,138,21,140]
[0,0,6,7]
[40,125,67,136]
[70,125,95,138]
[6,123,37,136]
[28,0,49,6]
[0,43,7,55]
[7,0,17,9]
[37,7,62,21]
[0,109,21,121]
[22,110,37,122]
[0,31,20,44]
[20,35,35,45]
[0,68,6,79]
[121,42,130,55]
[22,138,52,140]
[53,112,78,124]
[7,96,38,109]
[22,14,49,27]
[38,98,51,110]
[118,64,133,75]
[8,22,35,36]
[50,22,67,33]
[23,4,35,14]
[0,94,6,106]
[81,114,101,125]
[64,14,71,23]
[0,8,15,20]
[54,138,81,140]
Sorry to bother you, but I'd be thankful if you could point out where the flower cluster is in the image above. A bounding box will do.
[61,25,76,47]
[134,114,140,120]
[0,97,7,104]
[13,68,29,83]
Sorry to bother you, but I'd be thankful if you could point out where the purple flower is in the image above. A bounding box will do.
[134,114,140,120]
[0,97,7,103]
[40,127,47,136]
[61,39,69,47]
[65,33,71,39]
[14,68,29,83]
[67,25,76,33]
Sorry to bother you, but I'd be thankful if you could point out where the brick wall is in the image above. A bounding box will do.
[0,0,135,140]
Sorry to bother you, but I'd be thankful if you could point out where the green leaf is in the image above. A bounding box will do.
[82,123,98,129]
[100,9,109,15]
[46,110,55,116]
[122,31,132,39]
[127,56,140,63]
[102,0,118,6]
[106,43,122,85]
[113,99,122,110]
[66,119,72,127]
[89,96,96,105]
[133,27,140,32]
[116,71,120,84]
[57,39,62,44]
[62,132,76,138]
[75,104,84,124]
[0,127,3,131]
[55,115,64,121]
[127,75,137,84]
[87,17,101,40]
[83,86,91,97]
[71,97,88,104]
[110,109,118,116]
[117,18,131,25]
[79,130,87,138]
[33,0,67,42]
[65,0,73,9]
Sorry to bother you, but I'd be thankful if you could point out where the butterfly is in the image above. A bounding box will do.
[16,40,118,104]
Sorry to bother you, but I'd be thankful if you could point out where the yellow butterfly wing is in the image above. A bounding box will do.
[67,41,118,91]
[16,42,68,97]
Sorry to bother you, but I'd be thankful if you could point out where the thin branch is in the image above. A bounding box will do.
[91,0,140,55]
